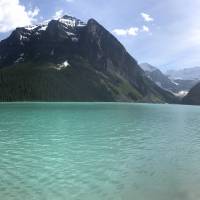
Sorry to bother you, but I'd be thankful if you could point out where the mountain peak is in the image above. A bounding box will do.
[58,15,86,28]
[7,14,86,42]
[0,14,88,66]
[87,18,98,24]
[62,14,76,19]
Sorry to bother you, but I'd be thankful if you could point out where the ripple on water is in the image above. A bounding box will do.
[0,103,200,200]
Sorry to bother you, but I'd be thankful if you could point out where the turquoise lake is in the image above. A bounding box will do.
[0,103,200,200]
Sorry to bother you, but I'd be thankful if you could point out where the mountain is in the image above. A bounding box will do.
[140,63,178,93]
[182,83,200,105]
[140,63,198,97]
[173,79,199,94]
[0,15,177,103]
[166,67,200,81]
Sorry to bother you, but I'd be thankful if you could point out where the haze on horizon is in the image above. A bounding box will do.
[0,0,199,71]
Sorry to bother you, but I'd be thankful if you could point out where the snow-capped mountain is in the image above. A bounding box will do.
[166,67,200,81]
[0,15,86,67]
[140,63,198,97]
[0,15,177,103]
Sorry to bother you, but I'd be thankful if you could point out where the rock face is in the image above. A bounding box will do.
[182,83,200,105]
[0,15,177,103]
[140,63,178,93]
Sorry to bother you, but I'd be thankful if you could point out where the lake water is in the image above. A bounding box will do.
[0,103,200,200]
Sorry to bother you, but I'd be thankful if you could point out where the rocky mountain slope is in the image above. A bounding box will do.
[0,15,177,103]
[140,63,178,93]
[140,63,198,97]
[182,83,200,105]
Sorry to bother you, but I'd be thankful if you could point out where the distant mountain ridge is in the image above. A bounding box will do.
[0,15,177,103]
[166,67,200,81]
[140,63,198,97]
[140,63,179,93]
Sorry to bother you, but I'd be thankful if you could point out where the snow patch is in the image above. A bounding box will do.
[19,34,30,41]
[64,31,76,36]
[15,53,24,63]
[71,37,79,42]
[38,25,47,31]
[77,21,86,27]
[77,23,86,27]
[58,17,86,28]
[25,25,39,30]
[171,80,179,86]
[56,60,70,71]
[24,24,47,32]
[175,90,188,97]
[59,18,76,27]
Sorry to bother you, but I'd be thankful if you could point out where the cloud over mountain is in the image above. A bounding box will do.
[0,0,39,32]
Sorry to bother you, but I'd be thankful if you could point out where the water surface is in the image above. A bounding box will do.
[0,103,200,200]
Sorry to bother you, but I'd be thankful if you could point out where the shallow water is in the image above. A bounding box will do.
[0,103,200,200]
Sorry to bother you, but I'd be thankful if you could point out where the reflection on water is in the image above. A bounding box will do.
[0,103,200,200]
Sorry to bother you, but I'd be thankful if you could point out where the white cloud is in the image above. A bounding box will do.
[112,29,127,36]
[128,27,139,36]
[113,27,139,36]
[112,13,153,37]
[66,0,74,2]
[142,25,149,32]
[53,10,64,19]
[28,7,40,18]
[0,0,39,33]
[113,26,151,36]
[141,12,154,22]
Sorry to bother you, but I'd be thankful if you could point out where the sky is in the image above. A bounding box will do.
[0,0,200,71]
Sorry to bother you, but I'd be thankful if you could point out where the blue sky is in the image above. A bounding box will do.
[0,0,200,71]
